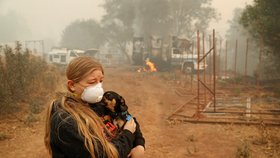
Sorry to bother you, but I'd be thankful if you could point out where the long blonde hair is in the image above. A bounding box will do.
[44,56,118,158]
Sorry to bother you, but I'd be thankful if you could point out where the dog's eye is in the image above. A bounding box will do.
[106,93,114,100]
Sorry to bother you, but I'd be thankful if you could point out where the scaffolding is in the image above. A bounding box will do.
[167,29,280,126]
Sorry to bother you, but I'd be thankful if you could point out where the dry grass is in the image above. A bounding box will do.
[0,132,9,141]
[236,140,251,158]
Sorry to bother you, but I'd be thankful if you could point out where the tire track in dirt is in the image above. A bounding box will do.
[130,75,167,158]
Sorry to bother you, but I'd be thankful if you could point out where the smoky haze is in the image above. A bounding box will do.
[0,0,105,51]
[0,0,252,52]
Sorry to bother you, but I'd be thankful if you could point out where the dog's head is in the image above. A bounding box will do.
[101,91,128,119]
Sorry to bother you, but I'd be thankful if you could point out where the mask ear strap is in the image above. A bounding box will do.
[76,83,89,93]
[66,91,78,97]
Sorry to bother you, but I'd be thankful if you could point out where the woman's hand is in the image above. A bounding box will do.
[123,118,136,133]
[127,145,145,158]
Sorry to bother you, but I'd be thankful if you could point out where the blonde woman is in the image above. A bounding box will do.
[45,56,136,158]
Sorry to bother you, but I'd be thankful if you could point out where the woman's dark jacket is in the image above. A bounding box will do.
[50,96,135,158]
[90,103,145,148]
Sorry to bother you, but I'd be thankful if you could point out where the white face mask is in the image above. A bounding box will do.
[81,83,104,103]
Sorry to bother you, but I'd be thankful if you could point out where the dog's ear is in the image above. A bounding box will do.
[120,104,128,112]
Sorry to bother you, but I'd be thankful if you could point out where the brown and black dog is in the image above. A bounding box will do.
[94,91,132,130]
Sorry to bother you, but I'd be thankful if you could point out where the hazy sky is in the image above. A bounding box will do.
[210,0,253,38]
[0,0,253,47]
[0,0,105,45]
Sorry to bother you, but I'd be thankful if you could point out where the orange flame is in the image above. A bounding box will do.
[137,59,157,72]
[146,60,157,72]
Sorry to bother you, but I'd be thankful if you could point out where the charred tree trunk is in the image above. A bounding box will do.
[117,42,131,64]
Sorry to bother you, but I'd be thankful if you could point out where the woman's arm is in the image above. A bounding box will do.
[133,117,145,148]
[127,118,145,158]
[111,129,135,158]
[110,118,136,158]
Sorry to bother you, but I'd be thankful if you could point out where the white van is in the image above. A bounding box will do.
[48,48,84,65]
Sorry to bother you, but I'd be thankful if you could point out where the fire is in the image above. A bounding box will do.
[146,60,157,72]
[137,58,157,72]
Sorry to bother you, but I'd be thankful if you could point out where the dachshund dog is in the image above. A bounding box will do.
[95,91,132,130]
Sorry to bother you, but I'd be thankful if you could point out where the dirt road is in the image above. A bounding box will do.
[0,66,279,158]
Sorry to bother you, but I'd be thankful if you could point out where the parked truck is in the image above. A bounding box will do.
[132,35,207,73]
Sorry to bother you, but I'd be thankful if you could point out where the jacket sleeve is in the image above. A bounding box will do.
[110,129,135,158]
[133,117,145,148]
